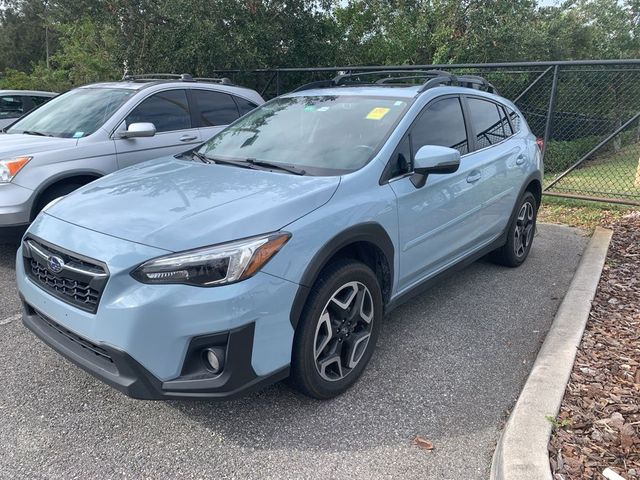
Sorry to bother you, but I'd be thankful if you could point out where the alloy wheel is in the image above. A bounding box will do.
[313,281,374,382]
[514,201,535,258]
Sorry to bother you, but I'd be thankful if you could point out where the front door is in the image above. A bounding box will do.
[389,96,484,293]
[114,89,201,169]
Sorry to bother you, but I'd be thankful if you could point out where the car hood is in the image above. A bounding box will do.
[45,157,340,252]
[0,133,77,157]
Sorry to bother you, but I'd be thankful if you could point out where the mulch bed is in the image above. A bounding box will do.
[549,211,640,480]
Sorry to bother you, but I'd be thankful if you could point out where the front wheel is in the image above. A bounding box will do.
[290,259,383,399]
[491,191,538,267]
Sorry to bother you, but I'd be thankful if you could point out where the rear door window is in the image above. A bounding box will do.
[498,105,513,136]
[30,95,51,108]
[411,97,469,155]
[467,98,509,149]
[191,90,239,126]
[126,90,191,132]
[233,96,259,116]
[506,106,522,133]
[0,96,25,120]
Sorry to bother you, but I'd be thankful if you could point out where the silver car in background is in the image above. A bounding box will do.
[0,90,57,130]
[0,74,264,234]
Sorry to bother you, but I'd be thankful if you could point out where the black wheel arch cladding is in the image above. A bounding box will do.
[289,222,394,329]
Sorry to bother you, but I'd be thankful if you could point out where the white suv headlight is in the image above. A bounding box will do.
[0,156,32,183]
[131,232,290,287]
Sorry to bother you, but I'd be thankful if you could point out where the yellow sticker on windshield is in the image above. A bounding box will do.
[366,107,390,120]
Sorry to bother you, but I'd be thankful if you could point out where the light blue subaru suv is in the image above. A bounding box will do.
[16,70,542,400]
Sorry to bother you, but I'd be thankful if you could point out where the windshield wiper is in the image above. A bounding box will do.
[21,130,53,137]
[195,152,260,170]
[191,151,212,163]
[245,158,306,176]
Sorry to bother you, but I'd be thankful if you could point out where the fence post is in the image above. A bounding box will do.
[276,70,281,97]
[542,65,559,164]
[513,66,552,104]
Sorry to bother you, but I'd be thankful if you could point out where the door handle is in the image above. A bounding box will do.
[516,154,526,165]
[466,171,482,183]
[180,134,198,142]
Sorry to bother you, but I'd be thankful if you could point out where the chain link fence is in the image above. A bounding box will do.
[213,61,640,205]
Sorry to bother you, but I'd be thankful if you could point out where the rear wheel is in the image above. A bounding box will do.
[491,191,537,267]
[290,259,383,399]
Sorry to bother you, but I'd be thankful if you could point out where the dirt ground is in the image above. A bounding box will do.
[549,211,640,480]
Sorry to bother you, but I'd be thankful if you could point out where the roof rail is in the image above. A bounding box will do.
[193,77,235,86]
[120,73,237,86]
[291,68,497,95]
[417,73,497,94]
[121,73,195,82]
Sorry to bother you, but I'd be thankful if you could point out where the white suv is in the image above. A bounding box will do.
[0,74,264,234]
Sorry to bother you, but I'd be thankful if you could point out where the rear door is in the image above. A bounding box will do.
[389,96,483,292]
[114,89,201,169]
[462,96,523,240]
[189,89,257,141]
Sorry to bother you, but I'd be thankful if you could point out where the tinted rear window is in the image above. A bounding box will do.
[467,98,509,149]
[506,106,522,133]
[30,96,50,107]
[498,105,513,136]
[192,90,239,126]
[234,96,259,116]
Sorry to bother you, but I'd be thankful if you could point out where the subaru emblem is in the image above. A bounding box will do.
[48,255,65,274]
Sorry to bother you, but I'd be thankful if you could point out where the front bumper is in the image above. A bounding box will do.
[22,304,288,399]
[0,182,34,227]
[16,214,298,399]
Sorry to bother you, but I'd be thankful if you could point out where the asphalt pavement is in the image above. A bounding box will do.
[0,224,588,480]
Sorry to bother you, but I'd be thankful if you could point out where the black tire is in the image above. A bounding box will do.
[34,183,84,218]
[491,191,538,267]
[290,259,383,399]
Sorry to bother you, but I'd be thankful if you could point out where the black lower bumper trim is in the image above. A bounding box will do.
[21,302,289,400]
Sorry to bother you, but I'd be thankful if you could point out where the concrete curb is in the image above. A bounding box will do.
[490,226,613,480]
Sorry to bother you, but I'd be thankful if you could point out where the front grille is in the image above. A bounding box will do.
[23,238,109,314]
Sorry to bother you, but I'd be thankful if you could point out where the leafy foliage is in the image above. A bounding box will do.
[0,0,639,91]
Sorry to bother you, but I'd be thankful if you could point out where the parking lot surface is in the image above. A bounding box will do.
[0,224,588,480]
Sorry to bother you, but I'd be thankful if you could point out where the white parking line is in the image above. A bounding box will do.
[0,314,20,326]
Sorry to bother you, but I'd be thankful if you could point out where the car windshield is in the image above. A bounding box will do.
[7,87,135,138]
[198,95,410,175]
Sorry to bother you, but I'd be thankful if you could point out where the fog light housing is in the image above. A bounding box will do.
[203,348,225,374]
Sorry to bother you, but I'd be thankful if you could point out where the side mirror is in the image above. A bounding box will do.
[118,122,156,139]
[411,145,461,188]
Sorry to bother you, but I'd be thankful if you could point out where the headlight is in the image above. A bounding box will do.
[131,232,290,287]
[0,156,32,182]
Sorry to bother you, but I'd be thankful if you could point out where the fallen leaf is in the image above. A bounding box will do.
[412,436,434,451]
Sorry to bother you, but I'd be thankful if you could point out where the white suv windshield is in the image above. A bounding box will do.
[199,95,410,175]
[7,87,135,138]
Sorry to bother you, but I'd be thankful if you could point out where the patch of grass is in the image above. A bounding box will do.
[539,196,634,233]
[540,142,640,231]
[545,415,572,429]
[544,143,640,201]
